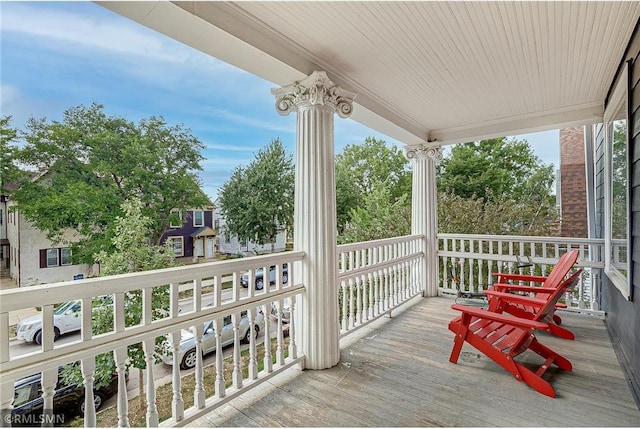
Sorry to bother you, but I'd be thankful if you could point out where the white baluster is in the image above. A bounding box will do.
[80,356,96,428]
[356,277,362,325]
[341,283,348,331]
[288,295,297,359]
[231,313,242,389]
[262,306,272,373]
[193,324,205,408]
[143,339,159,427]
[248,309,258,379]
[113,347,129,427]
[41,367,57,427]
[213,319,226,398]
[348,279,355,328]
[276,300,285,365]
[170,331,184,421]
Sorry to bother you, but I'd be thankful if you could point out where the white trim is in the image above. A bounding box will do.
[168,236,184,257]
[603,64,631,300]
[193,210,204,227]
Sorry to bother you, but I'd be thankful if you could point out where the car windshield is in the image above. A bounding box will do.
[53,301,78,315]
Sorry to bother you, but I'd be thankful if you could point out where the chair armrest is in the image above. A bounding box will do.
[490,284,558,294]
[451,304,547,330]
[484,290,549,308]
[491,273,548,283]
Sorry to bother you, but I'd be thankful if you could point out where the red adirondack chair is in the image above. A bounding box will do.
[448,261,582,397]
[487,250,580,339]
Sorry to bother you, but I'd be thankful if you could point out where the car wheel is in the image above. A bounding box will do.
[255,279,264,290]
[78,391,105,415]
[53,327,60,341]
[282,274,288,284]
[180,349,197,370]
[34,330,42,345]
[242,327,252,343]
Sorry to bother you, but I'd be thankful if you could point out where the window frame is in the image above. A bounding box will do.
[193,210,204,227]
[603,62,631,301]
[46,248,59,267]
[60,248,72,266]
[169,210,182,228]
[168,236,184,257]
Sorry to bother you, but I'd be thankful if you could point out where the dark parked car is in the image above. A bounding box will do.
[10,367,124,426]
[240,264,288,290]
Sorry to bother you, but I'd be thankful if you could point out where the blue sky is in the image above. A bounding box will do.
[0,1,560,201]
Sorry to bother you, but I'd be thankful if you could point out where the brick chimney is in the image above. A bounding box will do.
[559,127,588,237]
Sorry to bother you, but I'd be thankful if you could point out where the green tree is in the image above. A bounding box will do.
[12,103,208,263]
[335,137,411,232]
[0,116,25,194]
[339,187,411,244]
[437,137,554,203]
[218,138,294,250]
[61,198,176,393]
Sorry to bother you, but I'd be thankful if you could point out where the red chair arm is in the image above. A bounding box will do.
[451,304,548,330]
[484,290,548,308]
[491,273,548,282]
[490,284,558,294]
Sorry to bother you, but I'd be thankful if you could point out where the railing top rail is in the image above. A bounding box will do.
[0,251,305,312]
[337,234,423,253]
[437,233,604,245]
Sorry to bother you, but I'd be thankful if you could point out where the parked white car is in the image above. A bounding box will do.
[16,296,112,345]
[16,300,82,345]
[161,307,266,369]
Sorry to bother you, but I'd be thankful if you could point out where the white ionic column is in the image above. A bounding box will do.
[406,145,442,297]
[272,71,355,369]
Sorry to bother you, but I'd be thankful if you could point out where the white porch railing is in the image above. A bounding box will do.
[337,234,424,336]
[438,233,606,313]
[0,251,305,427]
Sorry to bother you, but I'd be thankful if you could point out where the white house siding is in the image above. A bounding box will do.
[214,211,287,255]
[6,201,97,287]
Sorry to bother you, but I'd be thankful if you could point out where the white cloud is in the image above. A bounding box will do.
[209,108,295,134]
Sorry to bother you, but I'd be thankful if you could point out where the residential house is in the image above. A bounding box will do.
[0,195,97,287]
[160,204,216,262]
[213,207,287,255]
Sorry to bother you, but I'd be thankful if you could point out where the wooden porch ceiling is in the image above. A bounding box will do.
[188,296,639,427]
[99,1,640,147]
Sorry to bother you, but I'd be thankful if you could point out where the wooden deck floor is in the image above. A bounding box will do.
[188,296,640,427]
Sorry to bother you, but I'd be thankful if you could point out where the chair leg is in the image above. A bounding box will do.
[553,314,562,325]
[449,313,470,364]
[548,323,574,340]
[528,338,572,371]
[516,363,556,398]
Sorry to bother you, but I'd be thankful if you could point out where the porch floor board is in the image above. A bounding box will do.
[188,296,640,427]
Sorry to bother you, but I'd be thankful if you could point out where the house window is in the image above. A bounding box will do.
[40,248,72,268]
[168,236,184,257]
[60,248,72,265]
[604,62,631,300]
[46,248,59,267]
[169,210,182,228]
[214,219,220,230]
[193,210,204,227]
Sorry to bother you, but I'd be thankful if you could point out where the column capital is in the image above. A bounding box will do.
[404,144,443,162]
[271,70,356,118]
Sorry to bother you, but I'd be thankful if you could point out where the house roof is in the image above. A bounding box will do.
[190,226,216,238]
[99,1,640,147]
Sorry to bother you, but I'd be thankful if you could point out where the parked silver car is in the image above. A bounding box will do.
[240,264,288,290]
[161,307,265,369]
